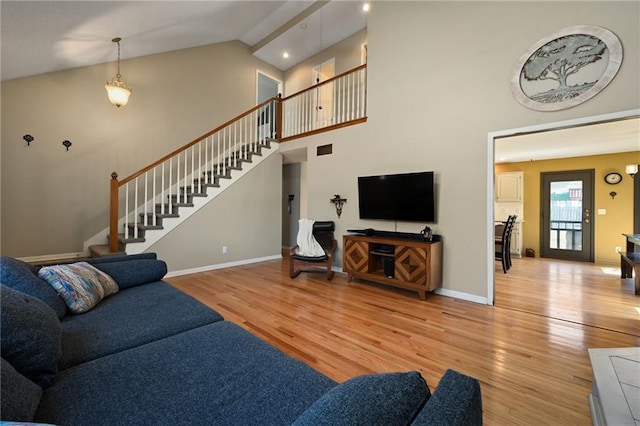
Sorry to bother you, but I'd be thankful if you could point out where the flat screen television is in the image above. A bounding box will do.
[358,171,435,222]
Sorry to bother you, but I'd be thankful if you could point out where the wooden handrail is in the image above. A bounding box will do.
[117,97,280,187]
[108,64,368,253]
[109,96,279,252]
[279,117,367,143]
[281,64,367,102]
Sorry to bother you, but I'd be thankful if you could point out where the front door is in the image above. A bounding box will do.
[540,170,594,261]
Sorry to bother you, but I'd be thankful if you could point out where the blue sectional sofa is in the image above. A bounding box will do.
[0,253,482,425]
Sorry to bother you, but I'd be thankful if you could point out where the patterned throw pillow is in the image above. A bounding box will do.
[38,262,118,314]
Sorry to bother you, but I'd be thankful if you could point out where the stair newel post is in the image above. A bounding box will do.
[109,172,119,252]
[276,94,283,141]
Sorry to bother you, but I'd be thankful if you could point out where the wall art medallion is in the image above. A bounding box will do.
[511,25,623,112]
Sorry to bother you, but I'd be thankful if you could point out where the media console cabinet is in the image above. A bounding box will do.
[343,234,442,300]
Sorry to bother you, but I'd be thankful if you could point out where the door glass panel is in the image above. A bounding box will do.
[549,180,583,251]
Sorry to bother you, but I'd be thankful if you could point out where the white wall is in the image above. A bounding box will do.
[280,1,640,300]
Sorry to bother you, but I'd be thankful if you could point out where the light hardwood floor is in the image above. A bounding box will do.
[166,256,640,425]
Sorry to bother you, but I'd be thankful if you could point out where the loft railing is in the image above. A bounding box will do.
[280,64,367,141]
[108,65,367,252]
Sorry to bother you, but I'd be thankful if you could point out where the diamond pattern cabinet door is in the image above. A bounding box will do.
[344,240,369,273]
[394,246,427,285]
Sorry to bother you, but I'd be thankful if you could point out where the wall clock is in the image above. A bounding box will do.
[604,172,622,185]
[511,25,623,112]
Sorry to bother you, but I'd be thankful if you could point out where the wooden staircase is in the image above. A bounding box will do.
[89,139,276,257]
[85,65,368,258]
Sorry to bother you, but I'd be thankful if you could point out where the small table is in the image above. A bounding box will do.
[588,347,640,426]
[621,234,640,295]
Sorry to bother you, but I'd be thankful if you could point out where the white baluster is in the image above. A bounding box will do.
[134,178,138,239]
[161,163,165,217]
[124,182,129,240]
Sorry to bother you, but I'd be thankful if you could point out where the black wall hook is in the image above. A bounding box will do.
[23,134,34,146]
[62,140,72,151]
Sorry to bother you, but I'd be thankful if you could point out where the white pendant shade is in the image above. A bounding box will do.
[106,37,132,108]
[105,77,132,108]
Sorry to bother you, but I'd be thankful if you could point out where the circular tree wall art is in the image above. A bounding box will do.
[511,25,623,111]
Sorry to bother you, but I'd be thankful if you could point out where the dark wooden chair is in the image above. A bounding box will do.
[289,221,337,280]
[495,215,517,273]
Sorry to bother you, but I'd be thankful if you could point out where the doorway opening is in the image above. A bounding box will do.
[487,109,640,305]
[281,148,309,250]
[257,71,282,103]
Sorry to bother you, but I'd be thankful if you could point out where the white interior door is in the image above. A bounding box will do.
[312,59,335,129]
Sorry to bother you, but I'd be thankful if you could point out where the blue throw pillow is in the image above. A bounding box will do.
[92,259,168,290]
[293,371,431,426]
[86,252,157,265]
[0,257,67,319]
[0,285,61,388]
[1,357,43,422]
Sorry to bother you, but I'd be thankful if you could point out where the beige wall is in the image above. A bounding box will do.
[147,153,282,272]
[496,151,639,265]
[280,1,639,300]
[2,2,638,299]
[1,41,283,258]
[284,29,367,96]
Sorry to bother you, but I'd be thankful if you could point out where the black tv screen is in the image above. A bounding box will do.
[358,171,435,222]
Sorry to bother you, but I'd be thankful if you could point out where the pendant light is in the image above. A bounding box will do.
[105,37,132,107]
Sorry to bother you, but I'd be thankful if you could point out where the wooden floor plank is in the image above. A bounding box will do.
[166,256,640,425]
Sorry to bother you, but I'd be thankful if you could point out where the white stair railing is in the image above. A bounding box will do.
[281,64,367,140]
[108,65,367,252]
[110,98,278,250]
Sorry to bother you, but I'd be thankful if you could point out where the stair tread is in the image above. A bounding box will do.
[89,245,126,258]
[127,224,163,231]
[155,213,179,218]
[116,233,145,244]
[109,140,274,251]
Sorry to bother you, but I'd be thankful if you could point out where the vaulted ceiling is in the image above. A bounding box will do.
[0,0,368,81]
[2,1,637,162]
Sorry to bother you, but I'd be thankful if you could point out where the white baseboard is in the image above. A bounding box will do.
[165,254,283,278]
[336,267,488,304]
[18,251,88,263]
[435,287,489,305]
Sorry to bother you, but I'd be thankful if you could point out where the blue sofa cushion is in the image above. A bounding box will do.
[410,369,482,426]
[0,285,61,388]
[91,259,167,290]
[36,321,337,425]
[0,257,67,319]
[58,281,224,369]
[38,262,119,314]
[1,358,43,422]
[293,371,430,426]
[86,252,157,265]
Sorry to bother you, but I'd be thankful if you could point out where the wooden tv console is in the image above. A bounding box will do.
[343,234,442,300]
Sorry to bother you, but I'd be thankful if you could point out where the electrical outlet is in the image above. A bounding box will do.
[615,246,622,253]
[222,246,228,254]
